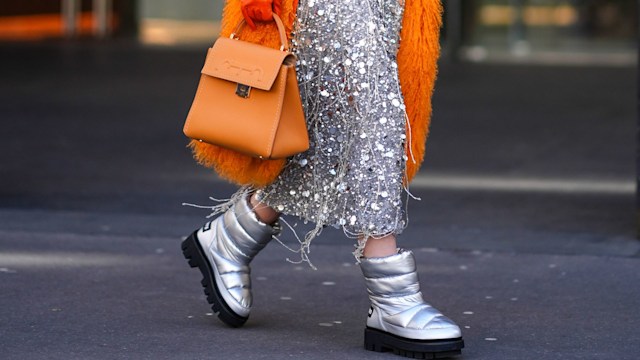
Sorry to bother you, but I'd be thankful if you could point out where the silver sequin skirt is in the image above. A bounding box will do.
[257,0,409,240]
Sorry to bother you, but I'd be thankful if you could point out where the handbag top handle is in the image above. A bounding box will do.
[229,14,290,52]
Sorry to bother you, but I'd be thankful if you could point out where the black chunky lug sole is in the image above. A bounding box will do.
[181,231,248,328]
[365,327,464,359]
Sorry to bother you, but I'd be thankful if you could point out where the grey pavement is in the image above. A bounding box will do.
[0,40,639,359]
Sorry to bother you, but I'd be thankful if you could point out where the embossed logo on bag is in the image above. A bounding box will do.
[222,60,263,83]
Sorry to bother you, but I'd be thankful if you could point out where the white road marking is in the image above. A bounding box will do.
[410,173,634,195]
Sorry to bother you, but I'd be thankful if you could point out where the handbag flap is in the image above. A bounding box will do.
[201,37,294,91]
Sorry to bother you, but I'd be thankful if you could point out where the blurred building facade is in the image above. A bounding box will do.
[449,0,637,64]
[0,0,636,63]
[0,0,136,39]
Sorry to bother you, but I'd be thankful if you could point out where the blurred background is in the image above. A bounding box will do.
[0,2,638,358]
[0,1,636,57]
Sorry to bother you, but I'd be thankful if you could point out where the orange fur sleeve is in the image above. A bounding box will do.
[398,0,443,182]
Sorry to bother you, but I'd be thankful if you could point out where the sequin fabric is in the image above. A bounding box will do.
[257,0,409,241]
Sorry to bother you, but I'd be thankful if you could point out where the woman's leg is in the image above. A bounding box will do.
[361,234,397,258]
[249,193,280,224]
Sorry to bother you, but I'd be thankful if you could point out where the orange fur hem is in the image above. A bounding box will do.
[188,0,442,187]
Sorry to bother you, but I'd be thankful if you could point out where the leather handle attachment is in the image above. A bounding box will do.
[230,13,290,52]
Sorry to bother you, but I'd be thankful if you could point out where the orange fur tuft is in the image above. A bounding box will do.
[398,0,443,182]
[187,0,442,186]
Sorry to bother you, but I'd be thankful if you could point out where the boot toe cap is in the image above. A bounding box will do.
[385,320,462,341]
[423,316,462,339]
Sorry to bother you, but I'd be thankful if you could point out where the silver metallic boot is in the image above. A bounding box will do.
[181,195,279,327]
[360,249,464,358]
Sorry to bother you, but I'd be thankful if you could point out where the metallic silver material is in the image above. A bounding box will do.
[258,0,410,245]
[360,250,462,341]
[196,195,279,317]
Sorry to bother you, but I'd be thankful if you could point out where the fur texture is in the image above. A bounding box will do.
[188,0,442,187]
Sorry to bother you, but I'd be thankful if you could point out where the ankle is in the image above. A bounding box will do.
[249,193,279,225]
[361,235,398,258]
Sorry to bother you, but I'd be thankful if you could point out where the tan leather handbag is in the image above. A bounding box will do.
[183,14,309,159]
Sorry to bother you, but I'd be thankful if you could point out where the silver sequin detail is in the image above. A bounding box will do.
[260,0,408,241]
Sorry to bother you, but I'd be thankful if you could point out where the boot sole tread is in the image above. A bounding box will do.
[364,327,464,359]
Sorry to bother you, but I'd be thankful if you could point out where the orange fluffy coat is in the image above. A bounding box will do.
[188,0,442,186]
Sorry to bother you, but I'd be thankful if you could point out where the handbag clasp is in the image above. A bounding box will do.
[235,83,251,98]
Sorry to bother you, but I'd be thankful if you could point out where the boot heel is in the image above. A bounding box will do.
[364,327,388,353]
[181,233,200,268]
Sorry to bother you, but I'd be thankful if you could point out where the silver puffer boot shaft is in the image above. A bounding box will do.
[360,249,462,341]
[194,195,279,321]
